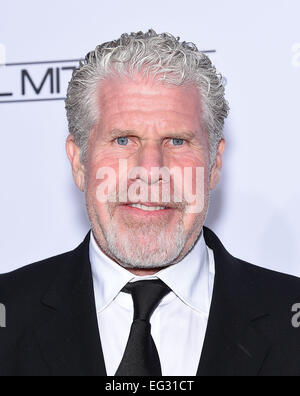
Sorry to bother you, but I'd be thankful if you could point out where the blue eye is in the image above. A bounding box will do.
[172,138,184,146]
[116,137,129,146]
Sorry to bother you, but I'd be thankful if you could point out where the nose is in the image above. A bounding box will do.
[135,142,165,184]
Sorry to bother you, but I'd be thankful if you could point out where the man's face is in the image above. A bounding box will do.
[67,75,225,271]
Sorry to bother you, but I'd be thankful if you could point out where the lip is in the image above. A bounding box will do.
[122,202,172,208]
[119,203,175,216]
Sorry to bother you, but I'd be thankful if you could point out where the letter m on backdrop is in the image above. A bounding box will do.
[21,68,54,96]
[0,303,6,328]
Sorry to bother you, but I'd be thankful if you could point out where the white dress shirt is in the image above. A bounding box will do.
[89,229,215,376]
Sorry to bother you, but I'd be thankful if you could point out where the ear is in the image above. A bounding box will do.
[210,138,226,190]
[66,134,85,192]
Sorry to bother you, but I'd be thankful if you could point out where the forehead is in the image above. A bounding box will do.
[97,75,203,131]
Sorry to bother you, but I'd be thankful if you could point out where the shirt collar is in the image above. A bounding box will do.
[90,229,214,316]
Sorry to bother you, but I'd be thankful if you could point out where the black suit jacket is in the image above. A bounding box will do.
[1,227,300,376]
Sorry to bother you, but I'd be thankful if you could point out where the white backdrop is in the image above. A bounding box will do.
[0,0,299,275]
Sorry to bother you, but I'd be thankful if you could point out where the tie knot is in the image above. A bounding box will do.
[122,279,171,322]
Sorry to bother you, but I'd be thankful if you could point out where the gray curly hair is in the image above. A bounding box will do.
[65,29,229,165]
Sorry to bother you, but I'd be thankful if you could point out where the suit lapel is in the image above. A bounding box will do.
[198,228,271,376]
[35,233,107,376]
[30,227,271,376]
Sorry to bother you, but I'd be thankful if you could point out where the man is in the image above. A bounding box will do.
[1,30,300,377]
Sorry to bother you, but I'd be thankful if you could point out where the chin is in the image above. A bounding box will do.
[105,232,187,269]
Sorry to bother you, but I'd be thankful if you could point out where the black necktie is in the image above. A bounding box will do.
[115,279,171,376]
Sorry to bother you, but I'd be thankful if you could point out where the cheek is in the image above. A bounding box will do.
[170,155,210,193]
[87,144,119,181]
[169,143,209,169]
[85,156,119,210]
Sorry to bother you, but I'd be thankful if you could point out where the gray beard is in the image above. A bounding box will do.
[101,216,188,269]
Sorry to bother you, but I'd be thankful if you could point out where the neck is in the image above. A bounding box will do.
[125,268,166,276]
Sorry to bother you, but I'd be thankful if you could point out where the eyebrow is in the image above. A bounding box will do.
[165,131,196,140]
[109,129,137,139]
[108,129,196,140]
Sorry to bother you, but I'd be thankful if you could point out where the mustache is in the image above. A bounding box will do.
[105,189,188,210]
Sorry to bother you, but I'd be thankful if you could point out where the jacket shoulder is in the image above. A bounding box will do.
[204,226,300,301]
[0,232,91,305]
[234,257,300,299]
[0,250,74,304]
